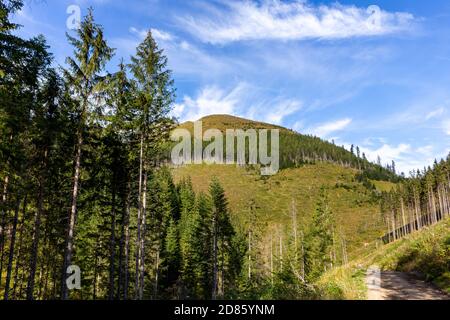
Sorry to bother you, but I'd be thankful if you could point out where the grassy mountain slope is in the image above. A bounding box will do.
[170,115,400,264]
[173,163,384,255]
[320,218,450,299]
[178,114,285,132]
[176,114,400,181]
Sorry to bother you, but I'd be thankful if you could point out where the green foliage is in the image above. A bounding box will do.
[0,0,23,34]
[305,187,335,282]
[177,114,400,183]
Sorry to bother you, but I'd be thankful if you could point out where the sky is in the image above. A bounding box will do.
[12,0,450,174]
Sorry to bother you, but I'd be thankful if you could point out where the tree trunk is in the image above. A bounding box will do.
[270,234,273,285]
[154,245,160,299]
[12,197,26,299]
[248,230,251,279]
[108,173,117,300]
[400,199,407,237]
[4,195,22,300]
[300,230,305,278]
[212,208,218,300]
[139,172,148,299]
[27,169,46,300]
[0,174,10,285]
[118,182,131,300]
[135,135,144,300]
[279,232,283,272]
[62,127,83,300]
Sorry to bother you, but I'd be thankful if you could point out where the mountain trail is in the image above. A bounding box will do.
[366,266,449,300]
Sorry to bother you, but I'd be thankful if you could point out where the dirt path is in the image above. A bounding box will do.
[366,266,449,300]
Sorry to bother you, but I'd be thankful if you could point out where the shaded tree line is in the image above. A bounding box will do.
[1,1,394,301]
[0,4,246,300]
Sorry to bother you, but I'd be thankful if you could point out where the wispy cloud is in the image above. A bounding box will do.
[180,0,415,44]
[336,138,426,174]
[426,107,445,120]
[358,142,450,174]
[308,118,352,138]
[172,83,302,124]
[129,27,174,42]
[173,84,247,121]
[443,119,450,135]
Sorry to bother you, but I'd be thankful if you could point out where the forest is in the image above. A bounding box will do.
[0,2,343,300]
[380,158,450,243]
[1,1,449,301]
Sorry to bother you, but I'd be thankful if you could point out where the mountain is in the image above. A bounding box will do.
[175,115,400,181]
[171,115,397,258]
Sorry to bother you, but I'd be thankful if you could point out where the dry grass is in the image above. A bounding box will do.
[172,162,385,255]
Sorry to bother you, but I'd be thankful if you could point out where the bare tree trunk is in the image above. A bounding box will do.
[391,213,396,241]
[139,172,148,299]
[400,199,407,237]
[430,188,438,224]
[279,232,283,272]
[212,208,218,300]
[135,135,144,300]
[414,193,422,230]
[248,230,251,279]
[62,128,83,300]
[108,174,117,300]
[123,198,130,300]
[300,230,305,278]
[270,234,273,285]
[154,246,160,298]
[220,236,225,297]
[291,200,298,271]
[93,246,99,300]
[386,216,391,243]
[27,171,46,300]
[0,174,10,285]
[118,182,131,300]
[4,196,22,300]
[12,198,26,299]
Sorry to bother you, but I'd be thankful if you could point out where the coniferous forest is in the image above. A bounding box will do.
[0,2,351,300]
[1,1,449,301]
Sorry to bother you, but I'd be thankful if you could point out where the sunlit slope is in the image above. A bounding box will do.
[172,162,385,255]
[175,114,399,182]
[178,114,285,132]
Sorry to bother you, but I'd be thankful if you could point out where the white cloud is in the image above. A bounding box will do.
[172,83,301,124]
[129,27,174,42]
[309,118,352,138]
[291,120,304,132]
[443,119,450,135]
[359,142,449,175]
[334,136,448,175]
[150,28,174,41]
[180,0,414,44]
[362,143,411,163]
[247,99,302,125]
[173,83,248,122]
[425,107,445,120]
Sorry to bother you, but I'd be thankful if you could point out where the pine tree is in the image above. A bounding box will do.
[209,178,239,298]
[129,30,175,299]
[61,8,114,299]
[304,186,335,281]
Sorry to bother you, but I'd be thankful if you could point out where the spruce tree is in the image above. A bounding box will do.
[61,8,114,299]
[305,186,335,281]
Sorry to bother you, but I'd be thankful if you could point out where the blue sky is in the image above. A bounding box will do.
[12,0,450,174]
